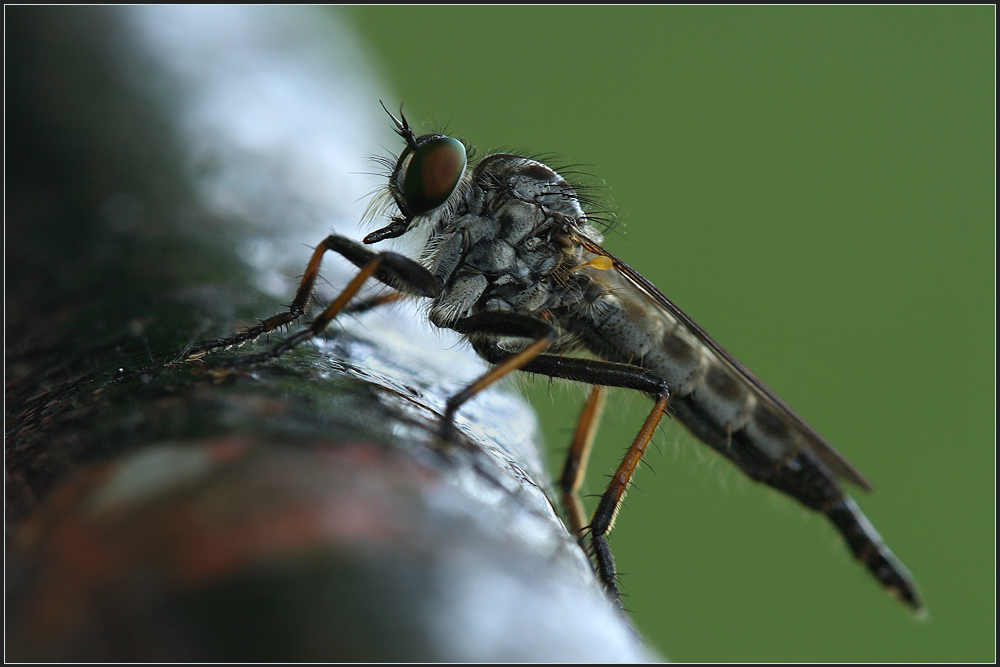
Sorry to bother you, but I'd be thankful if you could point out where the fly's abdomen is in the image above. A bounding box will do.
[577,265,814,456]
[581,272,833,483]
[570,266,921,609]
[575,268,798,465]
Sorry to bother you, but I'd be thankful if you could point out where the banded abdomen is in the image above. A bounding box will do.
[561,260,921,609]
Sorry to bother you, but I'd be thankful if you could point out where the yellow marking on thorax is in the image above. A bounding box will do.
[575,255,613,271]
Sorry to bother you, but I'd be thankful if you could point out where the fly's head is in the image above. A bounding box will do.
[364,104,470,246]
[364,106,606,281]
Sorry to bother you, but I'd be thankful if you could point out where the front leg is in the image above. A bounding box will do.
[182,234,440,363]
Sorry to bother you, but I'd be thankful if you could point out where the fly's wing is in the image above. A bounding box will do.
[573,234,873,491]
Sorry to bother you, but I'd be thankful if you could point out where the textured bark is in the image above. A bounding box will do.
[5,7,655,661]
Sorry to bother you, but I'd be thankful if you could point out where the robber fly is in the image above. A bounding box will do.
[185,104,921,612]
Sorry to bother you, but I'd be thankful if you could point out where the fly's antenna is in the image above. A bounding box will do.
[380,101,418,150]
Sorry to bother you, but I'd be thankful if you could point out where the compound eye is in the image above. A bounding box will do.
[399,137,467,215]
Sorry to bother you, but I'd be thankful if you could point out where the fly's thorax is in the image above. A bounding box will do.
[471,154,585,215]
[422,153,594,328]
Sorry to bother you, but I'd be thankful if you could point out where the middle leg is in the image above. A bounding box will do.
[466,343,674,604]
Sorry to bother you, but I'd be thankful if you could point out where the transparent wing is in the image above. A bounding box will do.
[572,233,873,491]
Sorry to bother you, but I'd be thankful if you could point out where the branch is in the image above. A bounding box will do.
[5,7,656,661]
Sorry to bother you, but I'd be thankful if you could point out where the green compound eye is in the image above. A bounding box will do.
[397,136,467,216]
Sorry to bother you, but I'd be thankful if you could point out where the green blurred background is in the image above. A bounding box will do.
[340,6,993,662]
